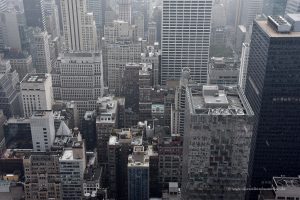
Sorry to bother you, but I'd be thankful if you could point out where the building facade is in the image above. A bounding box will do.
[161,0,213,85]
[182,85,254,199]
[245,16,300,199]
[21,74,53,118]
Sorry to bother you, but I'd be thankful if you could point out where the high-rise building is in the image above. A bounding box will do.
[0,0,7,12]
[141,45,160,86]
[239,43,250,92]
[52,52,104,120]
[23,152,62,200]
[147,22,157,45]
[286,0,300,13]
[245,16,300,199]
[87,0,104,32]
[182,85,254,199]
[0,11,22,51]
[128,146,149,200]
[118,0,132,24]
[59,140,86,200]
[21,74,53,118]
[133,13,144,39]
[43,0,61,38]
[82,110,97,151]
[4,51,35,81]
[161,0,213,85]
[31,29,52,73]
[107,128,143,199]
[240,0,264,28]
[263,0,287,16]
[60,0,98,52]
[23,0,46,30]
[208,57,240,86]
[0,58,22,117]
[30,110,56,152]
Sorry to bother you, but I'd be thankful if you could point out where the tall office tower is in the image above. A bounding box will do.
[208,57,240,86]
[96,96,119,165]
[128,146,149,200]
[23,152,62,200]
[263,0,287,16]
[245,16,300,199]
[286,0,300,13]
[0,0,7,12]
[122,63,141,112]
[182,85,254,199]
[103,20,140,91]
[30,110,55,152]
[0,11,22,51]
[147,22,157,45]
[133,13,144,39]
[43,0,61,38]
[0,58,22,117]
[239,43,250,92]
[52,52,104,120]
[240,0,264,28]
[118,0,132,24]
[60,0,98,52]
[87,0,104,33]
[141,45,160,86]
[4,52,34,81]
[161,0,213,85]
[211,1,226,47]
[30,29,52,73]
[107,128,143,199]
[138,63,153,121]
[59,140,86,200]
[23,0,46,30]
[82,110,97,151]
[20,74,53,118]
[158,135,183,189]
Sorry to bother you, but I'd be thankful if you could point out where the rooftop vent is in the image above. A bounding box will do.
[267,16,292,33]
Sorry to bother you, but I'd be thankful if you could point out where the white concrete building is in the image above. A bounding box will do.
[141,45,160,86]
[52,52,104,119]
[59,140,86,200]
[30,110,56,152]
[161,0,213,85]
[60,0,98,52]
[182,85,254,199]
[239,43,250,92]
[31,29,52,73]
[21,74,53,118]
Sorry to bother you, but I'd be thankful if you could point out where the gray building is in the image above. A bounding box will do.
[208,57,240,86]
[286,0,300,13]
[23,0,46,30]
[161,0,213,85]
[0,58,22,118]
[128,146,149,200]
[182,85,254,199]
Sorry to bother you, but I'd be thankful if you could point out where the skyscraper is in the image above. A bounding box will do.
[118,0,132,24]
[60,0,98,52]
[263,0,287,16]
[182,85,254,199]
[20,74,54,118]
[30,110,56,152]
[286,0,300,13]
[240,0,264,28]
[0,0,7,12]
[128,146,149,200]
[245,16,300,199]
[161,0,213,85]
[23,0,46,30]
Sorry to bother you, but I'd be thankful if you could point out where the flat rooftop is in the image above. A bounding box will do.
[187,85,253,116]
[60,149,74,161]
[21,73,49,83]
[273,177,300,188]
[257,19,300,37]
[31,110,53,118]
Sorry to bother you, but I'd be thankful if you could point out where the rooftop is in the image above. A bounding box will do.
[257,18,300,37]
[31,110,53,118]
[273,176,300,188]
[21,73,50,83]
[187,85,253,116]
[60,149,74,160]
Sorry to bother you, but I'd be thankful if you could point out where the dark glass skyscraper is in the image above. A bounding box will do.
[23,0,46,30]
[245,16,300,199]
